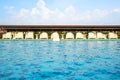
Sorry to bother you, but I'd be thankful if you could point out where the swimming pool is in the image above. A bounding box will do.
[0,40,120,80]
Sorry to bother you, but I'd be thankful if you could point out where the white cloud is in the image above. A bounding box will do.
[65,5,75,15]
[5,6,15,14]
[36,0,51,20]
[5,6,14,10]
[37,0,46,8]
[113,8,120,13]
[31,7,40,15]
[14,8,29,19]
[93,9,108,17]
[6,0,120,24]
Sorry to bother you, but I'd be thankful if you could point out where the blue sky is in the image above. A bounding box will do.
[0,0,120,25]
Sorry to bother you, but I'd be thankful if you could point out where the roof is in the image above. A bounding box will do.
[0,25,120,31]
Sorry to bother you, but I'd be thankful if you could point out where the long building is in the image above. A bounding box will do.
[0,25,120,40]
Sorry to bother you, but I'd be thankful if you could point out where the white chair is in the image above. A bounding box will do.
[40,32,48,39]
[14,32,24,39]
[88,32,96,39]
[25,32,34,39]
[108,32,118,39]
[97,32,106,39]
[76,32,86,39]
[2,32,12,39]
[51,32,60,41]
[66,32,74,39]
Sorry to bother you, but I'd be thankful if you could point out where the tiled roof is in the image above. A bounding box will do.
[0,25,120,31]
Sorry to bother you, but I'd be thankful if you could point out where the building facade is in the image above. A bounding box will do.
[0,25,120,40]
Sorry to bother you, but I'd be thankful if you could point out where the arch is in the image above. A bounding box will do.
[108,32,118,39]
[25,32,34,39]
[51,32,60,41]
[88,32,96,39]
[97,32,106,39]
[2,32,12,39]
[40,32,48,39]
[14,32,24,39]
[76,32,86,39]
[51,32,59,39]
[66,32,74,39]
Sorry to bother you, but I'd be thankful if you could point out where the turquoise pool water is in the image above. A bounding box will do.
[0,40,120,80]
